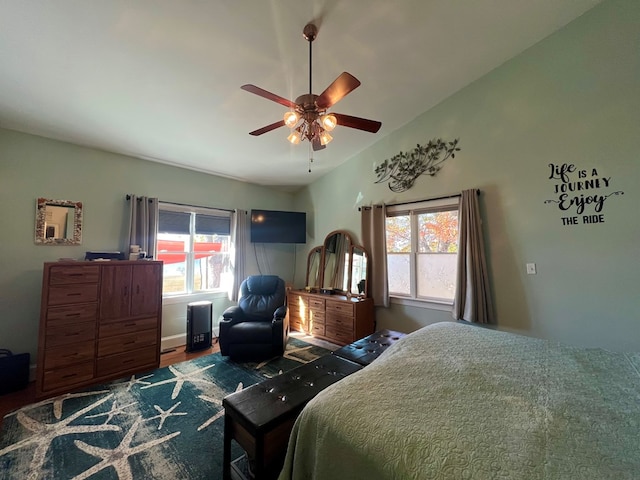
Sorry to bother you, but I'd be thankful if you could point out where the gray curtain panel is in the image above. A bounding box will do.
[229,209,248,302]
[127,195,159,259]
[361,204,389,307]
[453,189,494,323]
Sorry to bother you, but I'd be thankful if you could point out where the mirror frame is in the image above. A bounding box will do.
[35,197,83,245]
[306,246,323,288]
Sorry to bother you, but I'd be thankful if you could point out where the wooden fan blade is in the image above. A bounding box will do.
[315,72,361,110]
[249,120,286,136]
[333,113,382,133]
[241,84,298,109]
[312,136,326,151]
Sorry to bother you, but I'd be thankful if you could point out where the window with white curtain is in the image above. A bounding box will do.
[157,203,232,296]
[386,197,460,305]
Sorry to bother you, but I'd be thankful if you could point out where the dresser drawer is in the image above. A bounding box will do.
[96,346,158,377]
[326,300,354,316]
[99,317,158,337]
[326,313,355,331]
[44,342,96,370]
[308,309,325,323]
[46,321,96,348]
[49,265,100,285]
[47,303,97,326]
[289,317,304,332]
[42,362,95,392]
[308,298,326,310]
[310,320,325,336]
[98,329,158,357]
[326,327,353,346]
[48,284,99,305]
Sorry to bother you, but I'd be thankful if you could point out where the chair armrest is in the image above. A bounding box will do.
[273,305,287,320]
[222,305,243,322]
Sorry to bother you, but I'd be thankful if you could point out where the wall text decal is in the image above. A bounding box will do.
[544,163,624,226]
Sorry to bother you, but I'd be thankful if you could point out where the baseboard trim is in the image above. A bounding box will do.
[161,328,220,353]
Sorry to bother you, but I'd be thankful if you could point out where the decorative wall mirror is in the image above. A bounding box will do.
[35,198,83,245]
[306,246,322,288]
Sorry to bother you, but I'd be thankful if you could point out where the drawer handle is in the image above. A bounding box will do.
[63,353,78,358]
[65,333,80,337]
[122,359,135,364]
[65,313,81,317]
[124,341,136,345]
[124,323,136,327]
[68,293,82,296]
[69,273,83,277]
[61,373,77,379]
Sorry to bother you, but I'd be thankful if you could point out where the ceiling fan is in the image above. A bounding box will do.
[241,23,382,152]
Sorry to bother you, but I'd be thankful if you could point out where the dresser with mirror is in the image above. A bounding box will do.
[288,230,375,345]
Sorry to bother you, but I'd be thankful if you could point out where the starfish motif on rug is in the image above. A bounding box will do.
[146,401,188,430]
[111,373,154,392]
[140,363,218,400]
[196,383,243,432]
[71,417,181,480]
[4,389,111,420]
[85,399,139,424]
[0,394,119,480]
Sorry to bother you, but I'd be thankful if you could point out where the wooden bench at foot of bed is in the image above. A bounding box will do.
[222,329,406,480]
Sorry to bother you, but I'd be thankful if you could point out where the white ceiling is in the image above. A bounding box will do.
[0,1,602,189]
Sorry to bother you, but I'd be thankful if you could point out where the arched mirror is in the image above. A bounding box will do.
[304,230,371,297]
[306,246,322,288]
[350,245,369,298]
[35,198,83,245]
[321,231,352,292]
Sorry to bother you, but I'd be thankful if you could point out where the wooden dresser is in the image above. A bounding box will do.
[287,290,375,345]
[36,261,163,398]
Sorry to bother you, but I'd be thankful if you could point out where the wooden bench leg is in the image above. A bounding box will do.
[223,414,232,480]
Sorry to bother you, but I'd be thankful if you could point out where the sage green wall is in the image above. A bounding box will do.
[0,129,298,359]
[294,0,640,351]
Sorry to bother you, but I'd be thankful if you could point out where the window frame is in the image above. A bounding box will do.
[385,196,460,310]
[157,202,232,298]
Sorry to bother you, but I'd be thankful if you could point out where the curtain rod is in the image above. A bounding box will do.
[358,190,479,211]
[126,195,234,213]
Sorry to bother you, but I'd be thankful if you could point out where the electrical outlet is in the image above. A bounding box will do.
[526,263,537,275]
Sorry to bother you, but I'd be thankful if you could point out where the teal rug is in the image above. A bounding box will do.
[0,338,331,480]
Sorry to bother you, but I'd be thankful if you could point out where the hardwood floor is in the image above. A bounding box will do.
[0,342,220,428]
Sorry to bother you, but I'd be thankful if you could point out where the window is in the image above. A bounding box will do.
[386,197,459,304]
[157,204,232,295]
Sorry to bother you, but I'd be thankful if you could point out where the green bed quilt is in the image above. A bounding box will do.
[279,322,640,480]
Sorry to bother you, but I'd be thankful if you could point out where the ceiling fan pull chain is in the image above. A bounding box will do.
[308,142,313,173]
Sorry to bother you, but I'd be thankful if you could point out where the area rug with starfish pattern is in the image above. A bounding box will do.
[0,338,331,480]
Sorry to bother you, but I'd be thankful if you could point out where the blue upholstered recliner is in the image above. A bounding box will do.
[219,275,289,360]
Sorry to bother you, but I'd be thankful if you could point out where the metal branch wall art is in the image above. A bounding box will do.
[374,138,461,192]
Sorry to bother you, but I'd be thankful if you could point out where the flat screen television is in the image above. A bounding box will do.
[250,209,306,244]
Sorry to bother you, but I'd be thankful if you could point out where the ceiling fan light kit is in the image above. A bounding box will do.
[241,22,382,167]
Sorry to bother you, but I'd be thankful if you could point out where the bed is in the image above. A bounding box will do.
[278,322,640,479]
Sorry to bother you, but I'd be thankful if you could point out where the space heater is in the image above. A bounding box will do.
[186,301,213,352]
